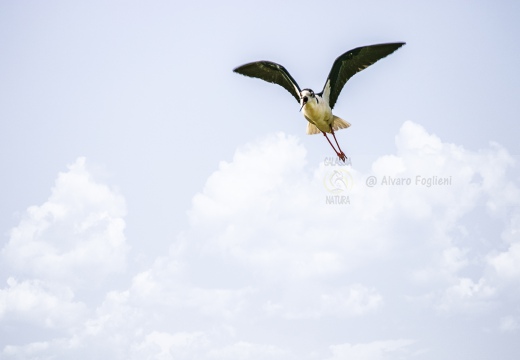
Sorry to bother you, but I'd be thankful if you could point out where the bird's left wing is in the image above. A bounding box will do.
[233,61,301,103]
[321,42,406,109]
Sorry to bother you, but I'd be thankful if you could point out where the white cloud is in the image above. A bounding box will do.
[0,157,131,357]
[126,259,255,319]
[2,121,520,359]
[188,133,388,280]
[189,133,308,230]
[440,246,469,275]
[207,341,290,360]
[2,157,129,288]
[488,213,520,281]
[132,333,290,360]
[2,337,79,360]
[3,341,52,359]
[499,316,520,332]
[132,331,209,360]
[437,277,496,313]
[488,243,520,280]
[325,339,415,360]
[186,122,520,314]
[0,277,86,329]
[264,284,383,319]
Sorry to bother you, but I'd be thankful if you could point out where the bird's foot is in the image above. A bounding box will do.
[338,152,347,162]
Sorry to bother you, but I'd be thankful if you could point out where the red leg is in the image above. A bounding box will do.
[322,132,344,160]
[331,130,347,162]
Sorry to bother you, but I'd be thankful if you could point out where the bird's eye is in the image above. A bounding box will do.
[303,96,308,103]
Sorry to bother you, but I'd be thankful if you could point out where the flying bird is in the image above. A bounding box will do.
[233,42,405,161]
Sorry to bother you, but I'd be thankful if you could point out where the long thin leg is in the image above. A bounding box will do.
[322,132,344,161]
[331,130,347,161]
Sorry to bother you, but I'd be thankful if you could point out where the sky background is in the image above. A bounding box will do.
[1,1,520,359]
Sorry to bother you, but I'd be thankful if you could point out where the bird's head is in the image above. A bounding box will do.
[299,88,315,111]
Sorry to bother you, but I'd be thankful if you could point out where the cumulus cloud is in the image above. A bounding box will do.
[207,341,290,360]
[487,213,520,281]
[132,331,209,360]
[188,133,389,280]
[1,157,129,287]
[2,121,520,359]
[186,122,520,312]
[488,243,520,279]
[0,277,86,329]
[264,284,383,319]
[127,263,255,319]
[437,277,496,313]
[325,339,415,360]
[499,316,520,333]
[0,157,130,356]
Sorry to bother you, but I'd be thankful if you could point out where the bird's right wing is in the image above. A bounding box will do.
[233,61,301,103]
[322,42,406,109]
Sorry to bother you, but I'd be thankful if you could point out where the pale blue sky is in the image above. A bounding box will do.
[1,1,520,359]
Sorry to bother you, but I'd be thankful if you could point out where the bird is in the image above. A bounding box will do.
[233,42,405,162]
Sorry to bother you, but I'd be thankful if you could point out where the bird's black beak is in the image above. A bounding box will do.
[299,96,308,112]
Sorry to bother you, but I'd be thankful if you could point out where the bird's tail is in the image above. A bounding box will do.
[306,122,321,135]
[306,116,351,135]
[332,116,351,131]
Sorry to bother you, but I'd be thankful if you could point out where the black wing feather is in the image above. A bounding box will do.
[323,42,406,109]
[233,61,301,103]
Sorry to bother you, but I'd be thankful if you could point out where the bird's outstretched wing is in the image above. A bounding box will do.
[321,42,406,109]
[233,61,301,103]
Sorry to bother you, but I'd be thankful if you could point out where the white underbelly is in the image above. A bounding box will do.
[303,103,333,133]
